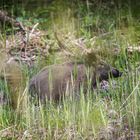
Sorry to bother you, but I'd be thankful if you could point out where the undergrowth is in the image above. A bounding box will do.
[0,0,140,139]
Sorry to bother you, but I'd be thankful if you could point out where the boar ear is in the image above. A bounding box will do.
[111,68,122,78]
[83,50,101,67]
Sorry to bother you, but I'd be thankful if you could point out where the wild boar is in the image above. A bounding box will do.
[0,51,25,109]
[29,62,122,103]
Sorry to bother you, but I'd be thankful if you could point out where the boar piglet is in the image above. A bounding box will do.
[29,62,122,103]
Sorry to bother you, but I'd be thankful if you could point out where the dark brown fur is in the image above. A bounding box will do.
[29,62,122,103]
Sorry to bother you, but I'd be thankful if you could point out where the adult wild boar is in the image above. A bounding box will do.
[29,62,122,103]
[0,51,25,109]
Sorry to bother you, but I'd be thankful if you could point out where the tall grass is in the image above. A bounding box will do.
[1,0,140,139]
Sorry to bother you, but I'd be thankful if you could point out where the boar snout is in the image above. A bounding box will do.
[111,68,123,78]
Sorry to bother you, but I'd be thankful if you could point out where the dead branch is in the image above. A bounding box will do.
[0,10,24,31]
